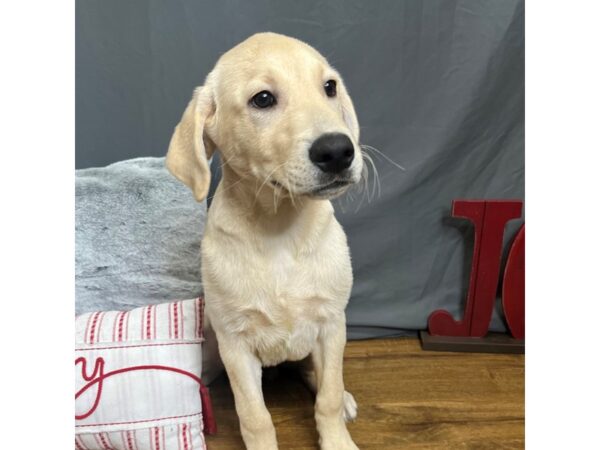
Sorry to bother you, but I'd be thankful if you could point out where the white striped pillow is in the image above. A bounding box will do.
[75,297,216,450]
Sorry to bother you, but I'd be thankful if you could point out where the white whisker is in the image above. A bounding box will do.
[360,144,406,171]
[361,151,380,201]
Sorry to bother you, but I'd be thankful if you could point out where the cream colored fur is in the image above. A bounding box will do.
[166,32,362,450]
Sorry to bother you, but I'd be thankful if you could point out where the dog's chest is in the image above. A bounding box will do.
[266,238,297,287]
[250,242,349,363]
[204,219,352,366]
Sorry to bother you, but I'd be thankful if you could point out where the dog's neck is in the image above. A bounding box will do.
[216,163,333,235]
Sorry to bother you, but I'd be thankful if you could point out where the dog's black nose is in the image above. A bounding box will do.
[309,133,354,174]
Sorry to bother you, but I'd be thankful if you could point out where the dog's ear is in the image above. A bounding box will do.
[339,81,360,143]
[166,85,216,202]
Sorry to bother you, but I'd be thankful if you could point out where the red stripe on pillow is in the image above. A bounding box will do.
[75,435,87,450]
[155,427,161,450]
[83,313,94,345]
[196,297,204,338]
[173,303,179,339]
[179,301,184,339]
[86,312,96,344]
[125,310,130,341]
[113,311,123,342]
[118,311,126,342]
[128,430,137,450]
[88,312,102,344]
[146,306,153,340]
[96,312,106,342]
[153,305,158,341]
[181,423,189,450]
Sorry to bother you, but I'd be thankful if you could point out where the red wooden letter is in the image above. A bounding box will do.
[428,200,522,337]
[502,224,525,339]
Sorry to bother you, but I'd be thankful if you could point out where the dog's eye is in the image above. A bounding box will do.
[251,91,276,109]
[324,80,337,97]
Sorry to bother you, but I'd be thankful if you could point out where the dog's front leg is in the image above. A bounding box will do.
[217,335,278,450]
[312,318,359,450]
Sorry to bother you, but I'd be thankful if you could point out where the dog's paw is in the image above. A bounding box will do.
[320,431,359,450]
[343,390,358,422]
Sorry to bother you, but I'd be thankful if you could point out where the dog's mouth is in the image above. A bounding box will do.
[308,179,354,199]
[313,179,352,192]
[269,177,353,198]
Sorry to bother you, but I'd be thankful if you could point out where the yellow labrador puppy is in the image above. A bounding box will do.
[166,32,362,450]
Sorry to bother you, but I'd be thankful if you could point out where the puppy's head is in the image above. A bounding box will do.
[167,32,362,202]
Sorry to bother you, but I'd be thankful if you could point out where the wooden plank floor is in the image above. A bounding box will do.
[205,337,524,449]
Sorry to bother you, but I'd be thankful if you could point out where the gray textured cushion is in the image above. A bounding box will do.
[75,157,206,315]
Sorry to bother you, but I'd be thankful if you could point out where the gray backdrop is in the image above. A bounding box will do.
[76,0,524,339]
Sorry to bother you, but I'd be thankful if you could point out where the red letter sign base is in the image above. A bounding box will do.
[420,200,525,354]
